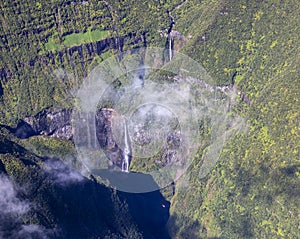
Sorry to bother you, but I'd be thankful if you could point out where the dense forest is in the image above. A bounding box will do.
[0,0,299,238]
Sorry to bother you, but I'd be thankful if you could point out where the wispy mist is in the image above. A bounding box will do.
[0,174,56,239]
[0,175,29,215]
[44,158,84,186]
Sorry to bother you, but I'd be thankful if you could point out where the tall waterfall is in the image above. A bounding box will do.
[168,35,172,61]
[122,117,130,172]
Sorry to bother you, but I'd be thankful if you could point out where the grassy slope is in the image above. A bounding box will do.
[169,0,300,238]
[46,29,112,50]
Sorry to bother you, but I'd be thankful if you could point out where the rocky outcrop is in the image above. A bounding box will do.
[9,105,182,171]
[95,108,131,171]
[8,107,134,171]
[163,131,182,166]
[10,108,73,139]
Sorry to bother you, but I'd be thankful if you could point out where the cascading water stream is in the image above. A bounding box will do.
[167,12,175,62]
[122,117,130,172]
[168,35,172,61]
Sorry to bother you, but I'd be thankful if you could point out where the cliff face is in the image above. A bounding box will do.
[95,108,126,170]
[5,108,73,140]
[25,108,73,139]
[0,127,171,239]
[0,105,172,238]
[8,107,131,171]
[0,128,132,239]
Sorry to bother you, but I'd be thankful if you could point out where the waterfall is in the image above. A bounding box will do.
[167,14,175,61]
[85,112,98,149]
[122,117,130,172]
[168,35,172,61]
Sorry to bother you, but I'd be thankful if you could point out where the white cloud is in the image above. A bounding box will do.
[0,174,56,239]
[0,175,29,216]
[15,225,56,239]
[44,158,84,186]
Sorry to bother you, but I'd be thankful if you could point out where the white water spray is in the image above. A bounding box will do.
[122,117,130,172]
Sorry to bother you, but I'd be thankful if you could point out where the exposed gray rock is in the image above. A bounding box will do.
[170,30,186,41]
[12,108,73,139]
[95,108,131,170]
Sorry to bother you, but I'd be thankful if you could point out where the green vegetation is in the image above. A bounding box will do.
[0,0,180,126]
[63,29,111,46]
[18,136,76,159]
[166,0,300,238]
[0,127,167,239]
[0,0,299,238]
[45,34,62,51]
[45,29,111,50]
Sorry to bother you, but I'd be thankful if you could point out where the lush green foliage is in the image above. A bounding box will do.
[18,136,76,159]
[167,0,300,238]
[0,0,299,238]
[45,29,111,50]
[0,0,180,126]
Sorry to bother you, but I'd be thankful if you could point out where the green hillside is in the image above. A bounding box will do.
[0,0,299,238]
[168,0,300,238]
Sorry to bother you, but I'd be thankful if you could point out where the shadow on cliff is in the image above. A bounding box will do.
[29,169,172,239]
[0,131,171,238]
[92,169,171,239]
